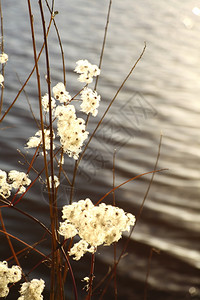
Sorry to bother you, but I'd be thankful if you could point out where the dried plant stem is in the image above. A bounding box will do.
[99,135,163,298]
[94,0,112,92]
[11,147,62,206]
[7,238,46,266]
[83,42,146,162]
[60,245,78,300]
[0,6,54,123]
[26,0,50,207]
[0,199,51,235]
[16,73,40,128]
[70,1,113,202]
[136,133,163,222]
[144,248,160,300]
[70,160,78,204]
[85,253,95,300]
[0,0,4,115]
[39,1,63,298]
[27,1,57,298]
[0,210,21,268]
[70,43,147,203]
[112,150,118,299]
[96,168,166,206]
[62,238,73,284]
[44,0,66,85]
[0,229,48,259]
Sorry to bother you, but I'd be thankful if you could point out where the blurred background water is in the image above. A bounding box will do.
[0,0,200,299]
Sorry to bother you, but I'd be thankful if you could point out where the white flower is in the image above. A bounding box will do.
[74,60,100,84]
[74,59,91,74]
[58,222,78,239]
[0,170,7,182]
[52,82,71,104]
[68,240,91,261]
[41,93,56,112]
[26,136,41,148]
[8,170,31,189]
[26,129,55,150]
[0,261,22,298]
[0,170,11,198]
[82,277,90,283]
[0,53,8,64]
[78,73,93,84]
[80,88,100,116]
[48,175,60,188]
[0,74,4,86]
[18,186,26,194]
[0,182,12,198]
[18,279,45,300]
[59,198,136,260]
[7,265,22,283]
[55,105,89,159]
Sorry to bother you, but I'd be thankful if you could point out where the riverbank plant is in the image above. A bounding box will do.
[0,1,163,299]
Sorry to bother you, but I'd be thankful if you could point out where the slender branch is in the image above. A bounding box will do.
[112,150,117,299]
[136,134,163,222]
[38,1,58,298]
[81,43,146,165]
[0,8,54,123]
[85,253,95,300]
[0,229,48,259]
[11,148,62,206]
[44,0,66,85]
[16,73,40,128]
[60,245,78,300]
[0,199,51,236]
[96,168,167,206]
[98,135,164,298]
[0,0,5,115]
[94,0,112,91]
[0,210,21,267]
[144,248,160,300]
[70,43,147,202]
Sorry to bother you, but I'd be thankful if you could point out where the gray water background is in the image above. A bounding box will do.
[0,0,200,299]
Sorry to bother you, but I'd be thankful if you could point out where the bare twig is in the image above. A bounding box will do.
[44,0,66,85]
[85,253,95,300]
[70,43,147,203]
[96,168,167,206]
[0,210,21,268]
[98,135,164,298]
[94,0,112,92]
[0,229,48,259]
[0,6,54,123]
[144,248,160,300]
[0,0,5,115]
[112,149,118,299]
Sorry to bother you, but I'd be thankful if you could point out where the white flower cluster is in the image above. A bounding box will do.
[0,52,8,86]
[52,82,71,104]
[75,59,100,83]
[59,198,136,260]
[0,73,4,86]
[0,261,22,298]
[55,105,89,160]
[48,175,60,188]
[18,279,45,300]
[41,94,56,112]
[80,88,100,117]
[0,169,31,198]
[26,60,101,159]
[0,52,8,64]
[26,129,55,150]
